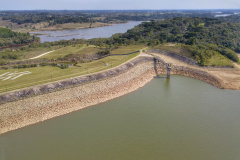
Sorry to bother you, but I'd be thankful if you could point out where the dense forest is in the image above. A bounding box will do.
[1,11,94,25]
[104,17,240,64]
[219,14,240,23]
[1,10,239,25]
[0,27,40,47]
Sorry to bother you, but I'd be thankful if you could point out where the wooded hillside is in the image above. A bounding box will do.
[109,17,240,64]
[0,27,40,47]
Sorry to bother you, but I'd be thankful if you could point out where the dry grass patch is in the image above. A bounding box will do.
[152,44,193,58]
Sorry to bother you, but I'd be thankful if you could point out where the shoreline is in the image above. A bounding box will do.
[8,22,116,33]
[0,58,155,134]
[18,22,129,33]
[1,52,240,135]
[29,23,113,33]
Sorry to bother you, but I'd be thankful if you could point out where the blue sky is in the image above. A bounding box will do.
[1,0,240,10]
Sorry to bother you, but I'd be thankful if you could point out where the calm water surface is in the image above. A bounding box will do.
[31,21,142,43]
[0,75,240,160]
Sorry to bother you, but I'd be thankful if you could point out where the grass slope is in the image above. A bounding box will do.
[0,45,144,93]
[152,44,233,67]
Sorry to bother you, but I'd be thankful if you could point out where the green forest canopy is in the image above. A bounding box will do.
[1,10,239,25]
[108,17,240,64]
[0,27,39,47]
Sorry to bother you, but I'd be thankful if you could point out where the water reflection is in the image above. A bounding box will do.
[165,77,170,88]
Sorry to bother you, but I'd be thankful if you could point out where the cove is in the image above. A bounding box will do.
[0,75,240,160]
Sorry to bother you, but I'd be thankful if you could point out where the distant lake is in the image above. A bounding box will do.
[214,14,232,17]
[31,21,142,43]
[214,12,240,17]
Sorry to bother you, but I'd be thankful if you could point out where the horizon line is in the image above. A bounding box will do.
[1,9,240,11]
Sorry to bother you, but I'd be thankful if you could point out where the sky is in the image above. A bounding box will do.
[1,0,240,10]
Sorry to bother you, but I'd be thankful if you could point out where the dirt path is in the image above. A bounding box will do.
[29,50,55,59]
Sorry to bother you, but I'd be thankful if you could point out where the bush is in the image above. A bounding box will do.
[1,67,8,70]
[60,64,69,69]
[0,60,7,65]
[219,48,239,62]
[40,62,48,66]
[96,50,110,57]
[30,64,37,67]
[50,63,57,66]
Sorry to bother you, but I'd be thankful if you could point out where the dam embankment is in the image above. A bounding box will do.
[0,52,233,134]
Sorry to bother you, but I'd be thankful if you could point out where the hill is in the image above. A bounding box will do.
[110,17,240,65]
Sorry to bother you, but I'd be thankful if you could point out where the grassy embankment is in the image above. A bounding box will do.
[0,46,57,62]
[41,44,145,59]
[1,45,95,62]
[0,45,145,93]
[152,44,234,67]
[41,45,99,59]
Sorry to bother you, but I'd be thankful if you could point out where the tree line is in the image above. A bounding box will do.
[104,17,240,63]
[0,27,40,47]
[2,10,240,25]
[1,16,240,66]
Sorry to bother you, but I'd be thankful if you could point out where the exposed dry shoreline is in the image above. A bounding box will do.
[29,22,114,33]
[1,51,240,135]
[0,21,115,33]
[0,57,155,134]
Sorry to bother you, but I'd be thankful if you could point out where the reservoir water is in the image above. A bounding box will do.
[31,21,142,43]
[1,75,240,160]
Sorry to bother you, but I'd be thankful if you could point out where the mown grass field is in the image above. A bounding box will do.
[0,45,144,93]
[2,46,57,62]
[41,45,99,59]
[19,47,55,59]
[110,45,146,54]
[42,44,146,59]
[2,44,145,62]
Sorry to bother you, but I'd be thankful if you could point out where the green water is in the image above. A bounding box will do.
[0,75,240,160]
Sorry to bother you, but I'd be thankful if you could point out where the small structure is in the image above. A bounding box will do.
[166,63,172,78]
